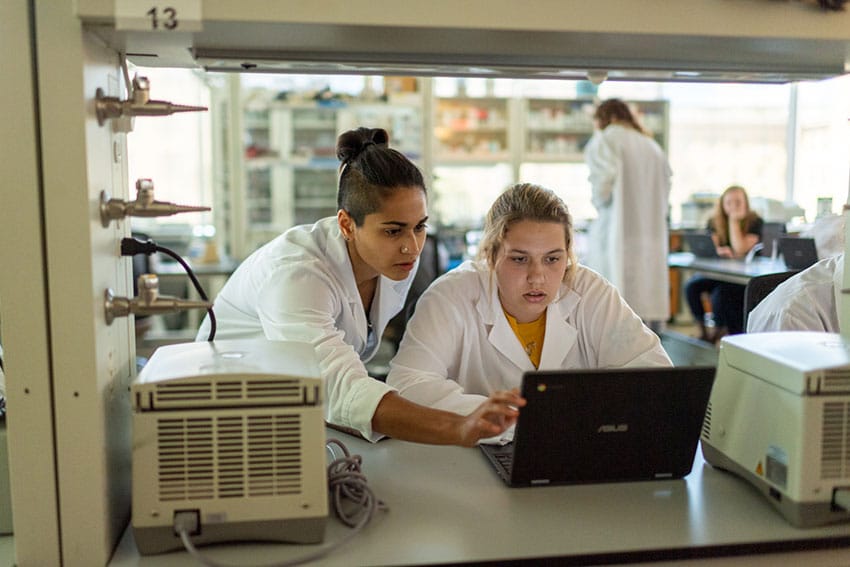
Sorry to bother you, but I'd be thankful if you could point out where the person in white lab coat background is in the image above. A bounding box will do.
[386,183,671,418]
[584,99,672,331]
[197,127,522,446]
[747,253,844,334]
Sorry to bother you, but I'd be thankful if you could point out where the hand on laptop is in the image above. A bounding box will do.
[457,389,526,447]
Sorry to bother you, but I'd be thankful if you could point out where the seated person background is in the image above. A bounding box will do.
[747,253,844,334]
[386,183,671,419]
[685,185,763,342]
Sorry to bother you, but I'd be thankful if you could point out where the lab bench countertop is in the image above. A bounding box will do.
[668,252,794,285]
[108,430,850,567]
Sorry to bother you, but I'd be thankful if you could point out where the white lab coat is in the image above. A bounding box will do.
[747,254,843,334]
[584,124,672,322]
[386,260,672,416]
[196,217,417,441]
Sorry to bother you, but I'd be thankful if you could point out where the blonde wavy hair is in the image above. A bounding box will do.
[477,183,578,286]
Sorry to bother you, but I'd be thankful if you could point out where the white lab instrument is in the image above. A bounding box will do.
[749,196,806,224]
[701,332,850,527]
[131,339,328,554]
[702,204,850,528]
[680,193,719,229]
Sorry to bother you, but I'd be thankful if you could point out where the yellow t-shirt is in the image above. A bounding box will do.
[504,310,546,369]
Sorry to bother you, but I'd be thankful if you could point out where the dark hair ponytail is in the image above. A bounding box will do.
[336,127,389,163]
[337,127,426,225]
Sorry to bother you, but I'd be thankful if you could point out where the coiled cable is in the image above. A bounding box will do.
[175,438,385,567]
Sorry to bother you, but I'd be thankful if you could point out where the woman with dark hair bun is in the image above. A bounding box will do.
[198,127,522,446]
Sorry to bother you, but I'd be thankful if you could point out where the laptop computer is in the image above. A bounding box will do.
[779,236,818,270]
[480,366,716,487]
[683,233,719,258]
[759,222,787,258]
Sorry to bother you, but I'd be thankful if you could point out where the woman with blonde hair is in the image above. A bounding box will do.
[706,185,762,255]
[387,183,670,418]
[685,185,764,342]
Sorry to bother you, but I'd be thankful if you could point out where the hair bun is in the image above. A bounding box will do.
[336,127,390,163]
[369,128,389,146]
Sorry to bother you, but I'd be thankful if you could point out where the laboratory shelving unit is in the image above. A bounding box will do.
[224,79,669,259]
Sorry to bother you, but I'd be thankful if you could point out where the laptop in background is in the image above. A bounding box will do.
[779,236,818,270]
[480,366,716,487]
[683,233,719,258]
[759,222,787,258]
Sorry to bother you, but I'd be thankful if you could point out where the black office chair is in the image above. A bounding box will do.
[385,235,448,338]
[742,270,799,331]
[366,235,448,381]
[372,235,449,372]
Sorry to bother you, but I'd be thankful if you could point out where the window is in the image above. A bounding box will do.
[794,74,850,221]
[126,71,850,262]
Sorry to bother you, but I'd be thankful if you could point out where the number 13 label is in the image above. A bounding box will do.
[115,1,202,32]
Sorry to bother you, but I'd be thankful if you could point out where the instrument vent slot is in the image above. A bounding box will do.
[821,370,850,394]
[152,378,313,408]
[156,414,303,502]
[820,401,850,480]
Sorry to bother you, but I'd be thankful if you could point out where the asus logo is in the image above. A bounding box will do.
[597,424,628,433]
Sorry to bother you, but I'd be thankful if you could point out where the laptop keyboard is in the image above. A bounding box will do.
[494,450,513,473]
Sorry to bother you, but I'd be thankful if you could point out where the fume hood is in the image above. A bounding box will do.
[4,1,850,565]
[77,1,850,84]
